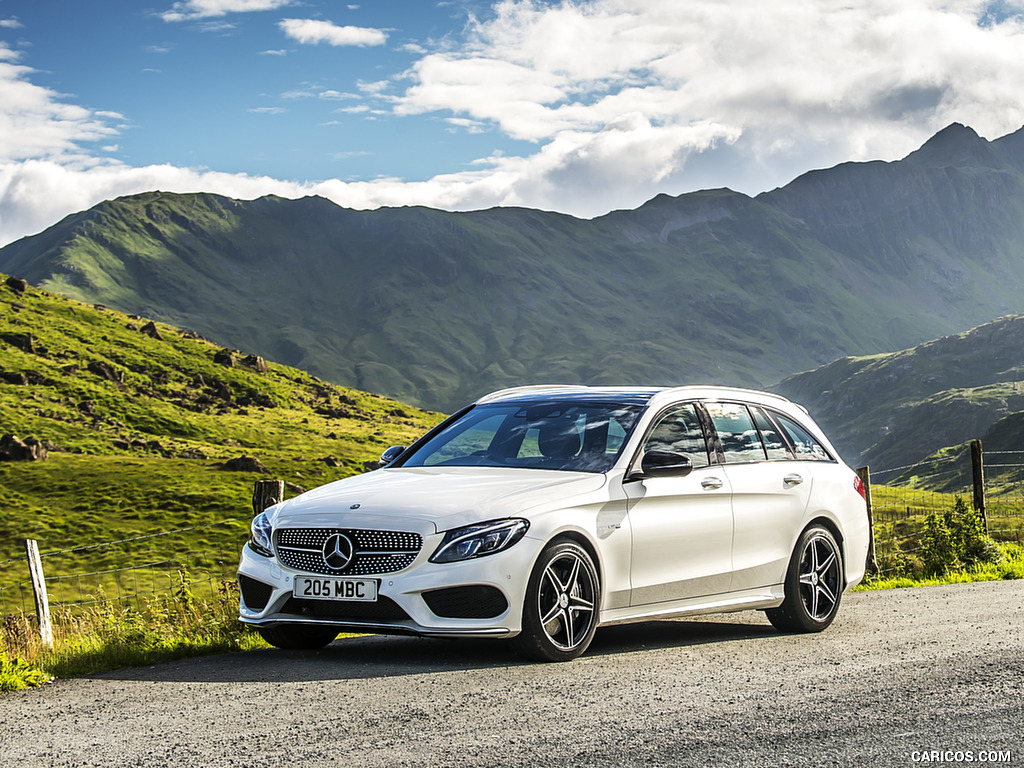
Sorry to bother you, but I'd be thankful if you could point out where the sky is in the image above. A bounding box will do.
[2,0,1024,247]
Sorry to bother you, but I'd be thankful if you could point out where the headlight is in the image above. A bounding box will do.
[429,519,530,564]
[249,512,274,557]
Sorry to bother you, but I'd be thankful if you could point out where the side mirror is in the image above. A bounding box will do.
[637,450,693,479]
[379,445,407,467]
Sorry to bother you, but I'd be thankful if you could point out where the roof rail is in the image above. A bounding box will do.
[474,384,589,404]
[659,385,793,403]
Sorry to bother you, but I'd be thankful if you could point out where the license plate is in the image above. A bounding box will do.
[294,576,378,602]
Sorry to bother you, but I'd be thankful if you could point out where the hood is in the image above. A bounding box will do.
[269,467,608,533]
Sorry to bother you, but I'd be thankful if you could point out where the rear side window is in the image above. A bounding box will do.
[705,403,765,463]
[751,407,790,460]
[644,403,710,468]
[774,413,832,461]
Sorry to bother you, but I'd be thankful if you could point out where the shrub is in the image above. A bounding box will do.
[948,496,1002,568]
[0,651,52,691]
[919,495,1002,577]
[921,510,957,576]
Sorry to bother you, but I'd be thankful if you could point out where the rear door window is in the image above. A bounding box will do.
[751,406,791,461]
[705,403,765,463]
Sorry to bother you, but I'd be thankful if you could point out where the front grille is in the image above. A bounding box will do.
[275,527,422,575]
[238,574,274,610]
[283,595,411,622]
[423,585,509,619]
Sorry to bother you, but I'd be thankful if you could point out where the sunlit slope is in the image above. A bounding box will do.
[0,275,443,573]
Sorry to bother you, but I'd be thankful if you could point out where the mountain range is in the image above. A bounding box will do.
[2,123,1024,415]
[777,314,1024,471]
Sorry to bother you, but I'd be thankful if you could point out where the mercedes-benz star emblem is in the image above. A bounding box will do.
[322,533,355,571]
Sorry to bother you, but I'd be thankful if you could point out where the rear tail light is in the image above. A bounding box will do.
[854,474,866,501]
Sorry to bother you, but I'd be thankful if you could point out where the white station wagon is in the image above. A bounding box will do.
[238,386,870,661]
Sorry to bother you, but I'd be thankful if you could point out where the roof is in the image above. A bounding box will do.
[474,384,793,408]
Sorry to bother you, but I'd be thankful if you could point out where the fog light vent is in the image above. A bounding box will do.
[239,575,274,610]
[423,585,509,619]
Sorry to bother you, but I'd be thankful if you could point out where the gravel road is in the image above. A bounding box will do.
[1,580,1021,768]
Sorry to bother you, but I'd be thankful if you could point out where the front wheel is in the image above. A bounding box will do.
[512,540,600,662]
[766,525,844,633]
[257,623,338,650]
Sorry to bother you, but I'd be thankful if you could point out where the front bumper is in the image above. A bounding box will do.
[236,532,541,638]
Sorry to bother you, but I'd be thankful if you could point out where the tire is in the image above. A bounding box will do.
[766,525,844,633]
[512,540,600,662]
[257,623,338,650]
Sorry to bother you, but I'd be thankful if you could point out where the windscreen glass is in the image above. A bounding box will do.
[402,401,644,473]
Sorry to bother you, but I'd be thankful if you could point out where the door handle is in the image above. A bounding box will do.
[783,474,804,487]
[701,477,724,490]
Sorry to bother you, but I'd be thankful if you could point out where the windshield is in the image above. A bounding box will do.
[401,401,644,473]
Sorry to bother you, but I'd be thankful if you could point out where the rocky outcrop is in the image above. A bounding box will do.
[221,456,270,474]
[0,434,47,461]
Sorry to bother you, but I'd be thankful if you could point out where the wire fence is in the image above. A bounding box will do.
[0,519,244,618]
[867,442,1024,575]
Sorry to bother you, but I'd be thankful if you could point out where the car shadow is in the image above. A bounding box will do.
[95,615,781,684]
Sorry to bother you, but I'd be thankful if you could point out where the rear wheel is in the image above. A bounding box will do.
[766,525,844,633]
[257,624,338,650]
[512,540,600,662]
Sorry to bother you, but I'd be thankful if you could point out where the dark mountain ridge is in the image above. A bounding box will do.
[777,314,1024,470]
[3,123,1024,411]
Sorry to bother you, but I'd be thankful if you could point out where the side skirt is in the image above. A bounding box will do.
[599,586,785,627]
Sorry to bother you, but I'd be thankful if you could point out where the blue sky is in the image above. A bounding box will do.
[2,0,1024,245]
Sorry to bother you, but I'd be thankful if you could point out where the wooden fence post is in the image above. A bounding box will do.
[24,539,53,649]
[971,439,988,532]
[252,480,285,515]
[856,466,878,576]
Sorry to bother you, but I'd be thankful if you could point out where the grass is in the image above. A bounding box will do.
[1,575,266,691]
[856,541,1024,591]
[0,278,445,591]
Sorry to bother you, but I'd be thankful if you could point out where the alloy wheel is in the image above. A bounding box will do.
[538,551,597,651]
[798,533,841,622]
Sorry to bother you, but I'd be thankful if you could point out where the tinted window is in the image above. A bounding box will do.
[403,401,642,472]
[705,402,765,463]
[644,403,710,468]
[775,413,832,461]
[751,407,790,460]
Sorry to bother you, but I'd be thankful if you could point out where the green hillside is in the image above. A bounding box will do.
[0,275,443,587]
[5,124,1024,411]
[776,314,1024,472]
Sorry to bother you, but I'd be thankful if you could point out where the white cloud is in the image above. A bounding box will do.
[161,0,293,22]
[5,0,1024,248]
[0,18,23,29]
[0,49,120,165]
[279,18,387,47]
[394,0,1024,186]
[357,80,391,95]
[319,90,360,101]
[445,116,487,133]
